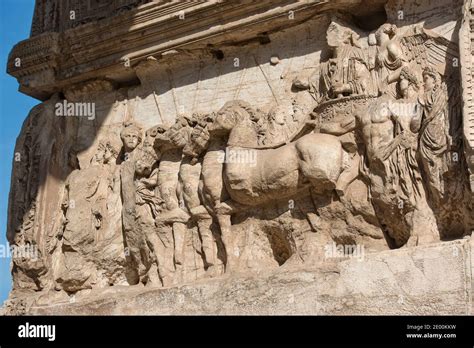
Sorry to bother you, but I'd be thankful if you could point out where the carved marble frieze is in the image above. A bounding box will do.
[3,0,474,313]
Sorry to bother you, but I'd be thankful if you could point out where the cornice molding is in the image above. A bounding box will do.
[7,0,343,100]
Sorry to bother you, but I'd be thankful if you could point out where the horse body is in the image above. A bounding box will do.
[224,133,344,206]
[180,101,347,268]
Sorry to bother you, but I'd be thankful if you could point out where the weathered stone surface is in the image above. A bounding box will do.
[3,0,474,314]
[3,240,471,315]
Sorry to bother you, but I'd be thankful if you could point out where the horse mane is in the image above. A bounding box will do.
[219,99,314,149]
[220,100,256,122]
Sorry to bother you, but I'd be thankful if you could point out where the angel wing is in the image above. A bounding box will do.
[401,26,463,150]
[400,26,459,77]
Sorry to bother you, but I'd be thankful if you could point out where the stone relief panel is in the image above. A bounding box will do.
[6,0,473,306]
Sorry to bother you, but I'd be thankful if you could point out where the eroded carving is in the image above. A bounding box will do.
[5,1,474,312]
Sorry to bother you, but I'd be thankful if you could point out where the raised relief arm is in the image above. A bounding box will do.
[319,118,356,135]
[410,101,423,133]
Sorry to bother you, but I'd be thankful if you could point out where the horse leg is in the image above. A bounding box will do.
[180,157,220,274]
[155,222,176,287]
[155,150,183,286]
[335,153,360,197]
[216,212,234,271]
[201,144,236,271]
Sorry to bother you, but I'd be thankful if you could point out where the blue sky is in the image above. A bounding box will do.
[0,0,37,305]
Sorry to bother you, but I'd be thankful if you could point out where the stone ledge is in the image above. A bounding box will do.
[7,239,471,315]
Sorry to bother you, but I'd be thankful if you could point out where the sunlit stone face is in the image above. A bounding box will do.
[122,132,140,152]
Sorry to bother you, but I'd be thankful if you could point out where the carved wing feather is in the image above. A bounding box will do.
[400,30,428,65]
[400,27,459,75]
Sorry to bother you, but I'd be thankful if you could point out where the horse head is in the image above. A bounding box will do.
[151,124,172,151]
[153,114,194,153]
[183,113,215,159]
[183,101,259,160]
[207,100,255,136]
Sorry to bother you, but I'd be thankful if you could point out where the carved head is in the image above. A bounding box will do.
[398,66,420,98]
[134,148,157,177]
[268,104,289,126]
[326,17,359,48]
[375,23,397,43]
[422,66,439,92]
[91,142,106,165]
[104,138,122,164]
[143,125,161,148]
[120,122,143,153]
[135,159,151,177]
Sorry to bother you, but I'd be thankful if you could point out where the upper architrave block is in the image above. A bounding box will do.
[30,0,156,36]
[7,0,363,101]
